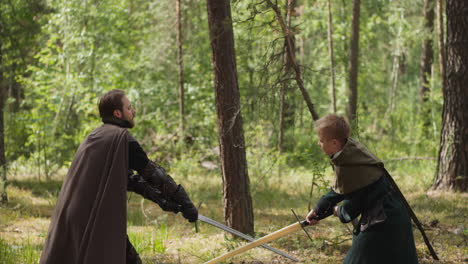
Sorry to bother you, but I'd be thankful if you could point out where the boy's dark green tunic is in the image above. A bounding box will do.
[314,138,418,264]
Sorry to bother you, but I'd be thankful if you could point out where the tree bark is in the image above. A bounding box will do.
[206,0,254,234]
[327,0,337,113]
[419,0,435,103]
[0,45,7,203]
[437,0,445,91]
[433,0,468,192]
[278,0,296,153]
[389,51,400,114]
[347,0,360,123]
[278,83,286,153]
[176,0,186,137]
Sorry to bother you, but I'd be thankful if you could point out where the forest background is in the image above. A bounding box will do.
[0,0,466,263]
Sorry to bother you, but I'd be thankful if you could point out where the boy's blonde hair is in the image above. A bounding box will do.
[314,114,350,142]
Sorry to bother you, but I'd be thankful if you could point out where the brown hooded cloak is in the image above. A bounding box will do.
[40,124,129,264]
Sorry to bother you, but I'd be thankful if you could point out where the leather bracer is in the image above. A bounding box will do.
[313,196,335,220]
[137,161,198,222]
[139,161,179,196]
[127,173,182,213]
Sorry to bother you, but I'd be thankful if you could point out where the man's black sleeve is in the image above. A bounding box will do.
[126,135,198,222]
[128,137,150,171]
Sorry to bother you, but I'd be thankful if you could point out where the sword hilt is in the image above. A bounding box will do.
[195,202,203,233]
[291,208,313,243]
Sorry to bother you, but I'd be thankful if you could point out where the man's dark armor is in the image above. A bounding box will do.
[127,161,198,221]
[125,161,198,264]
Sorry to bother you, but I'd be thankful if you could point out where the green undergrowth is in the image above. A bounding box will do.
[0,159,466,264]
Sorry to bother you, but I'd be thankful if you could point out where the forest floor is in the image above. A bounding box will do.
[0,162,467,264]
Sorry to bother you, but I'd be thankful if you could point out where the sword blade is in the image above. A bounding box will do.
[204,221,308,264]
[198,214,298,262]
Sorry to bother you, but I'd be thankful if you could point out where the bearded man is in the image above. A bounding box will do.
[40,89,198,264]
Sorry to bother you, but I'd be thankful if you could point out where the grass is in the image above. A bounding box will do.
[0,159,467,264]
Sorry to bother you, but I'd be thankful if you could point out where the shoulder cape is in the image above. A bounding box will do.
[40,124,129,264]
[331,138,383,194]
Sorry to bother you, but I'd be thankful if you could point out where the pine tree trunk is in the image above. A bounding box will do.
[278,83,286,153]
[433,0,468,192]
[347,0,360,123]
[0,46,8,203]
[327,0,336,113]
[278,0,296,153]
[419,0,435,133]
[206,0,254,234]
[437,0,445,90]
[176,0,186,137]
[419,0,435,103]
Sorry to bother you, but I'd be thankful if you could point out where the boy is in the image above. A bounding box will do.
[306,114,418,264]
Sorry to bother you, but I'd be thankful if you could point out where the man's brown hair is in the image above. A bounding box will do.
[98,89,126,119]
[314,114,350,142]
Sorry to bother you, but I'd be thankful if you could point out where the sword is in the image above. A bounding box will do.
[203,220,310,264]
[198,214,299,262]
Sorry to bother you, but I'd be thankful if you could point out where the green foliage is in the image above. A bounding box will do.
[128,224,168,255]
[0,237,41,264]
[0,0,444,179]
[1,0,52,164]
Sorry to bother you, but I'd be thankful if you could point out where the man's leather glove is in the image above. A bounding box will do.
[172,185,198,222]
[138,161,198,222]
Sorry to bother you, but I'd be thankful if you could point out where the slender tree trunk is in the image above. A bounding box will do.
[176,0,186,137]
[278,0,296,153]
[389,52,400,114]
[347,0,360,123]
[266,0,319,121]
[419,0,435,135]
[8,81,21,112]
[0,46,8,203]
[437,0,445,90]
[433,0,468,192]
[278,83,286,153]
[327,0,336,113]
[419,0,435,103]
[206,0,254,234]
[297,14,306,127]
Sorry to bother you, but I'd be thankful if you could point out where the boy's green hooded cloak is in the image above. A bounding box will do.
[331,138,383,194]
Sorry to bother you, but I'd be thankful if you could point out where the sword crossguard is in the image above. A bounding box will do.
[291,208,314,243]
[195,202,203,233]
